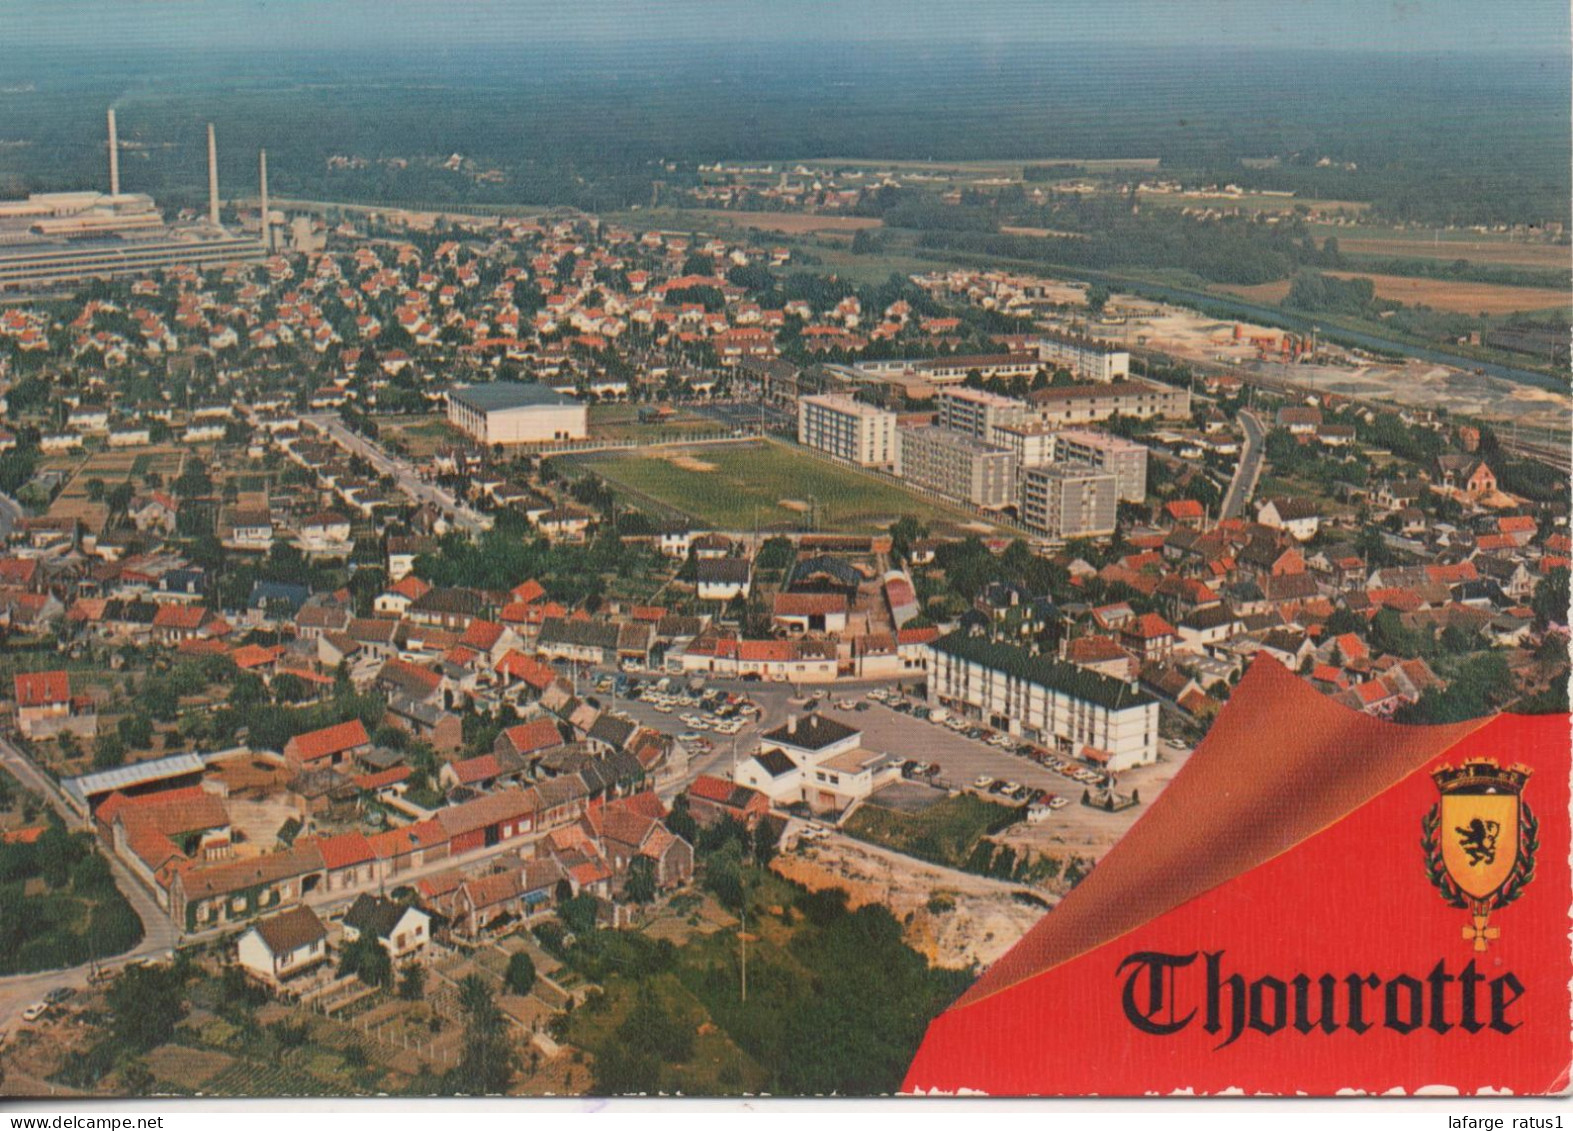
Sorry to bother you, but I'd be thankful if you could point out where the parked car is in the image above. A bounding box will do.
[43,987,74,1006]
[21,1003,49,1023]
[973,775,994,790]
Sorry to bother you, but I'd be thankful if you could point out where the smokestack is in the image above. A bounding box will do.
[106,108,120,196]
[207,123,220,226]
[258,148,269,252]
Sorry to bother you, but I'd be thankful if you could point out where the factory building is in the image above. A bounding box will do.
[0,110,266,291]
[446,382,588,445]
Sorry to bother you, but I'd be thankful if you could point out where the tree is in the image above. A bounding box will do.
[338,933,392,988]
[504,951,536,996]
[85,477,106,502]
[1532,568,1569,630]
[622,856,657,904]
[444,974,515,1095]
[398,963,426,1001]
[93,733,127,770]
[107,964,187,1053]
[559,893,599,936]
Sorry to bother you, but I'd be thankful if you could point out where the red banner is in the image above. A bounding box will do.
[903,658,1570,1096]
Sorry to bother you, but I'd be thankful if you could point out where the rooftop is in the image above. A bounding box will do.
[448,381,577,414]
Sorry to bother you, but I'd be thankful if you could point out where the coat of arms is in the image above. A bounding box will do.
[1423,760,1537,951]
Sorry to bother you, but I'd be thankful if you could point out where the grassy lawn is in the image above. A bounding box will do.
[560,439,993,534]
[843,793,1022,870]
[586,403,731,443]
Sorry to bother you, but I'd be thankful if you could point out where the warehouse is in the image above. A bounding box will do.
[446,382,588,445]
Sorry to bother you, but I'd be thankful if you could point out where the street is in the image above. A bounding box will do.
[1220,408,1266,520]
[303,412,491,534]
[0,734,181,1029]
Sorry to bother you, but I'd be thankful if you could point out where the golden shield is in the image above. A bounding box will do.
[1438,790,1519,902]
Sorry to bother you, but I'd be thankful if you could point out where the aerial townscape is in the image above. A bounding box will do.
[0,2,1567,1100]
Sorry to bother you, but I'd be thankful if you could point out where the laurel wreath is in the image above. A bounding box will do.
[1422,800,1537,910]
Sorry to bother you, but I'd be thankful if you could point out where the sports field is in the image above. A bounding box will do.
[561,440,993,534]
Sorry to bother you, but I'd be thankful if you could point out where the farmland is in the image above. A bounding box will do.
[1217,273,1571,316]
[558,440,996,534]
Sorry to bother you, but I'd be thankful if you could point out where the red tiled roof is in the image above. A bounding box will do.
[315,831,375,871]
[502,718,565,756]
[449,753,503,785]
[510,579,546,604]
[287,718,370,763]
[352,766,411,791]
[14,670,69,708]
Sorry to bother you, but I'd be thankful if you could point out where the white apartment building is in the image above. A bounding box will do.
[896,425,1017,509]
[1035,330,1131,382]
[1020,463,1119,540]
[797,394,898,468]
[927,630,1159,770]
[936,386,1033,440]
[1055,429,1149,503]
[989,420,1059,467]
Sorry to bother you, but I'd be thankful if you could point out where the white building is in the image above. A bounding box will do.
[236,905,329,988]
[797,394,898,468]
[1054,429,1148,503]
[1028,380,1190,426]
[446,382,588,445]
[896,425,1016,509]
[927,629,1159,771]
[936,386,1033,441]
[733,713,902,814]
[1020,463,1119,540]
[1035,329,1131,382]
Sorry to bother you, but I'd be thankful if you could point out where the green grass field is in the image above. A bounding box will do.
[843,792,1022,870]
[560,439,992,534]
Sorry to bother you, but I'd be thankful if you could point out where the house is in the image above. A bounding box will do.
[236,906,330,988]
[1256,498,1321,542]
[14,670,97,739]
[687,774,771,828]
[695,558,752,602]
[1118,613,1177,662]
[284,718,372,771]
[342,893,432,965]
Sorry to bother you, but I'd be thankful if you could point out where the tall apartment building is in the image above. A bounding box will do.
[989,420,1059,467]
[926,629,1159,770]
[936,386,1033,440]
[1035,329,1131,383]
[797,394,898,468]
[1020,463,1119,540]
[1054,429,1148,503]
[896,426,1017,509]
[1027,379,1190,425]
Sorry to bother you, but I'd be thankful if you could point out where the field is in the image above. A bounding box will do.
[682,210,883,235]
[585,403,732,442]
[1137,189,1370,218]
[842,793,1021,871]
[1217,273,1570,316]
[1309,225,1573,270]
[560,439,995,534]
[378,415,461,459]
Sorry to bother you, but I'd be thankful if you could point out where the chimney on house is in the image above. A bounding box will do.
[106,108,120,196]
[206,123,220,226]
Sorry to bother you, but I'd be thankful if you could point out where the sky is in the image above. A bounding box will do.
[6,0,1569,56]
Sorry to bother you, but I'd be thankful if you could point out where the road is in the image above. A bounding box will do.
[0,490,20,543]
[303,412,491,535]
[1220,409,1267,520]
[0,734,181,1029]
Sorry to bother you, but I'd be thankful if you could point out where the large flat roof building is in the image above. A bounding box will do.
[797,394,897,469]
[446,382,588,445]
[927,629,1158,770]
[1033,329,1131,383]
[1020,463,1120,541]
[1054,429,1149,503]
[896,425,1016,510]
[1027,379,1190,426]
[936,386,1033,440]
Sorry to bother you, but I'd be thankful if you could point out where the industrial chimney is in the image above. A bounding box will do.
[106,108,120,196]
[258,148,270,252]
[206,123,220,226]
